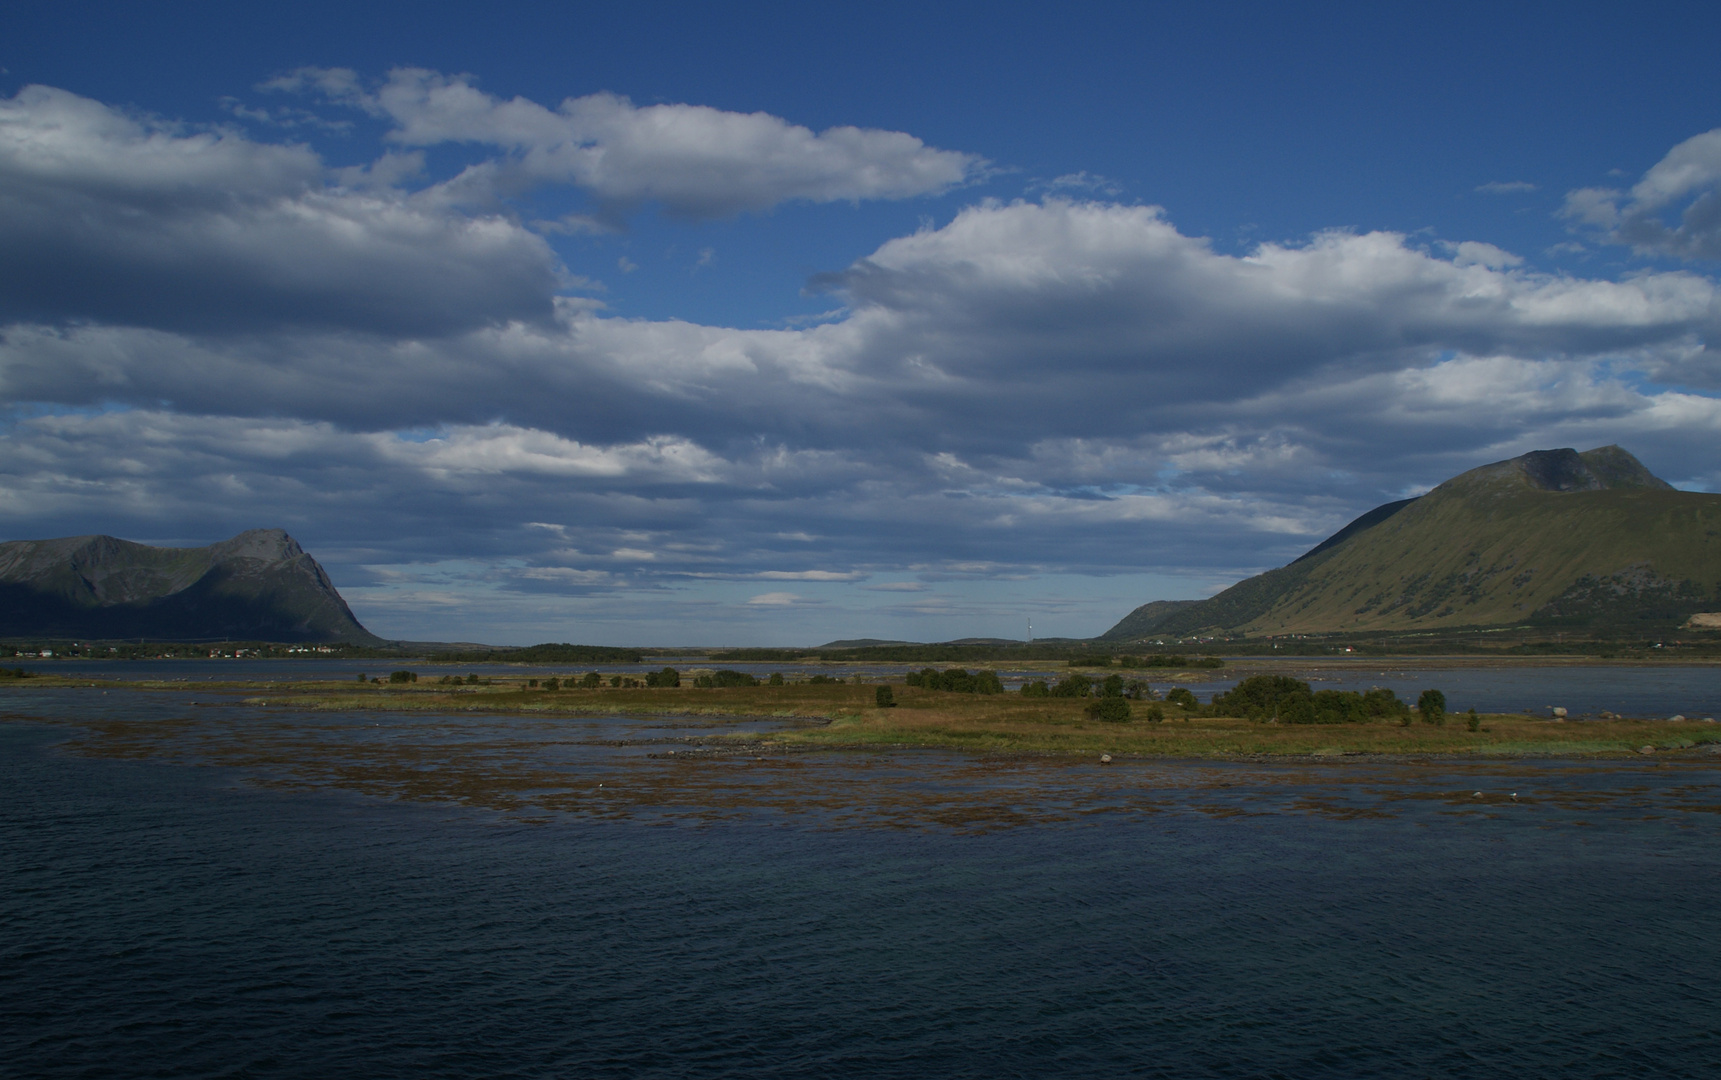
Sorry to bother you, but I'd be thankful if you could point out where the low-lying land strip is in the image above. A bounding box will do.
[7,663,1719,759]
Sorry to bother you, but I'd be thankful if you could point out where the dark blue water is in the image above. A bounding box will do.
[6,696,1721,1077]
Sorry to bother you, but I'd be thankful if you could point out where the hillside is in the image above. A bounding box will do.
[0,529,381,643]
[1104,446,1721,640]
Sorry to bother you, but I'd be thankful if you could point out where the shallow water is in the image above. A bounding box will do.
[6,685,1721,1077]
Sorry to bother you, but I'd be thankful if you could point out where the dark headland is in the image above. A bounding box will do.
[0,528,381,644]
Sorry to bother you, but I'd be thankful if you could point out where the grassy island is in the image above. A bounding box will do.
[8,663,1719,759]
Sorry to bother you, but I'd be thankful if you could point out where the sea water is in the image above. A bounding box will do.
[5,686,1721,1077]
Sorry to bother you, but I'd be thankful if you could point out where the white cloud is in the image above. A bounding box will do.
[0,85,563,335]
[270,67,986,219]
[747,591,809,606]
[1475,180,1537,194]
[1563,127,1721,259]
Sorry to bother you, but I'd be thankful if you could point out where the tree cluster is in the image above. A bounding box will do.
[692,669,759,688]
[904,667,1005,694]
[1208,675,1446,725]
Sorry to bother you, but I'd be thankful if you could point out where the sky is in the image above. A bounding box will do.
[2,0,1720,645]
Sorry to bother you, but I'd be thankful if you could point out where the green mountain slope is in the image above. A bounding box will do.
[1104,446,1721,639]
[0,528,380,643]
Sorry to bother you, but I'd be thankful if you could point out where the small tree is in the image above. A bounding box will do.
[876,685,896,708]
[1166,687,1198,710]
[357,672,366,683]
[389,670,417,684]
[1418,689,1447,726]
[580,671,602,688]
[768,672,784,686]
[1466,707,1480,732]
[543,677,560,691]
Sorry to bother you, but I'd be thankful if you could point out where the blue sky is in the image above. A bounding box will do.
[2,1,1719,644]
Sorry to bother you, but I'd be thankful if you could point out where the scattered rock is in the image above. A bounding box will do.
[1551,707,1568,718]
[1670,714,1687,722]
[1639,745,1656,755]
[1100,754,1113,764]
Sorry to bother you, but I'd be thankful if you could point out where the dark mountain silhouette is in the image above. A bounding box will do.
[0,528,380,643]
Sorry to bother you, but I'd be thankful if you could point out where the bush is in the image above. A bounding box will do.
[1084,696,1133,722]
[1020,679,1050,697]
[1466,707,1481,732]
[1165,687,1198,709]
[1050,673,1093,698]
[466,673,481,685]
[580,671,602,688]
[388,670,417,684]
[543,677,559,691]
[1144,702,1165,722]
[768,672,784,686]
[876,685,896,708]
[1101,674,1126,698]
[645,667,680,688]
[1123,680,1153,700]
[356,672,367,683]
[807,674,840,685]
[609,675,622,688]
[527,678,538,688]
[1418,688,1447,726]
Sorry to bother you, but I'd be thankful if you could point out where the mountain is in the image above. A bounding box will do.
[0,529,381,643]
[1103,446,1721,640]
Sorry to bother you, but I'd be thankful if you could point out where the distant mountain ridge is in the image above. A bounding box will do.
[0,529,380,643]
[1103,446,1719,639]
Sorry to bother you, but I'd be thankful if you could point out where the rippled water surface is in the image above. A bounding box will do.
[6,686,1721,1078]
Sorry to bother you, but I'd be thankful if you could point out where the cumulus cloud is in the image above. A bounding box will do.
[268,67,986,218]
[0,85,562,334]
[1563,127,1721,259]
[2,84,1720,640]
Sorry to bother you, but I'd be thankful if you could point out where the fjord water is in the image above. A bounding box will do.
[6,695,1721,1077]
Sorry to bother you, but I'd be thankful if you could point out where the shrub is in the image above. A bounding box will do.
[807,674,840,685]
[1101,674,1126,698]
[1123,680,1153,700]
[609,675,622,688]
[1020,679,1050,697]
[528,679,539,688]
[1466,707,1481,732]
[645,667,680,688]
[1144,702,1165,722]
[768,672,784,686]
[543,677,559,691]
[876,685,896,708]
[580,671,602,688]
[1084,696,1133,722]
[466,673,481,685]
[388,670,417,684]
[1050,673,1093,698]
[1417,689,1447,726]
[356,672,367,683]
[1165,687,1198,709]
